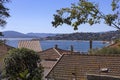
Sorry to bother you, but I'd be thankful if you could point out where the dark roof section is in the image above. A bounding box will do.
[39,47,80,60]
[39,48,61,60]
[46,54,120,80]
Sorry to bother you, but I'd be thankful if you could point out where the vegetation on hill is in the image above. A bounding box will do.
[1,30,120,41]
[45,30,120,41]
[91,40,120,54]
[1,31,33,38]
[91,47,120,54]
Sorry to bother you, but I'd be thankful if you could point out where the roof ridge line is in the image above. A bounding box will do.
[45,54,64,78]
[53,48,61,56]
[64,54,120,56]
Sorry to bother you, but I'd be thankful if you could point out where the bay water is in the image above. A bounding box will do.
[5,39,109,52]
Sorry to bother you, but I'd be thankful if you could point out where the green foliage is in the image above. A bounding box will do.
[111,0,120,11]
[114,39,120,43]
[91,47,120,55]
[52,0,120,30]
[2,48,43,80]
[0,0,10,27]
[0,32,3,36]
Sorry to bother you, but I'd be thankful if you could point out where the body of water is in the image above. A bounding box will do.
[5,39,109,52]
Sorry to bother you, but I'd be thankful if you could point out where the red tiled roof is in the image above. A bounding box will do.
[18,40,42,52]
[39,48,61,60]
[39,47,79,60]
[46,54,120,80]
[39,48,79,79]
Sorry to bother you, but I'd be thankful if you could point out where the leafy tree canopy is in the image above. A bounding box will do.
[2,48,43,80]
[0,0,10,36]
[0,0,10,27]
[52,0,120,30]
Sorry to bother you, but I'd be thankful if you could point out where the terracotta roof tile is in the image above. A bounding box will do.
[46,54,120,80]
[39,47,79,60]
[18,40,42,52]
[39,48,61,60]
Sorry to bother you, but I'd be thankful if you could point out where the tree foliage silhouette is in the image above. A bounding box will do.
[2,48,43,80]
[52,0,120,30]
[0,0,10,27]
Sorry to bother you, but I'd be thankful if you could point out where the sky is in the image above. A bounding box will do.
[1,0,118,33]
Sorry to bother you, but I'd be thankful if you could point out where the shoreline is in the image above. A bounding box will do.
[0,38,111,43]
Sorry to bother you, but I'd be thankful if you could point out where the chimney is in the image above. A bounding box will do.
[89,39,92,52]
[55,44,58,49]
[90,39,92,50]
[70,45,74,54]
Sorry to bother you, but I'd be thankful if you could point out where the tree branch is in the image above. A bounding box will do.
[112,22,120,29]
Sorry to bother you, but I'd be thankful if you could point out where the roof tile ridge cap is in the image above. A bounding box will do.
[45,54,65,78]
[86,54,120,56]
[53,48,61,56]
[67,53,120,57]
[66,54,104,56]
[39,48,53,53]
[36,40,42,51]
[57,48,71,52]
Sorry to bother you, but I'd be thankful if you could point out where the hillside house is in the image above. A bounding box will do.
[46,54,120,80]
[39,46,79,80]
[18,39,42,52]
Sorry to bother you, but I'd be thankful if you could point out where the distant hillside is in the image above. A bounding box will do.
[0,31,57,38]
[1,30,120,40]
[1,31,31,38]
[27,33,56,38]
[45,30,120,41]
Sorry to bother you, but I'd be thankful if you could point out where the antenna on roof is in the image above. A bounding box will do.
[90,39,92,50]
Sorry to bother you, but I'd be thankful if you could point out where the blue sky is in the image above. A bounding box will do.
[1,0,117,33]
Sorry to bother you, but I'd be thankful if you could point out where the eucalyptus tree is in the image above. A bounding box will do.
[52,0,120,30]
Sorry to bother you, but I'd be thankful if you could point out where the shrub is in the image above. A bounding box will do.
[91,47,120,54]
[1,48,43,80]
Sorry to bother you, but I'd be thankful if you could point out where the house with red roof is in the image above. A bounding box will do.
[18,39,42,52]
[46,54,120,80]
[39,46,79,80]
